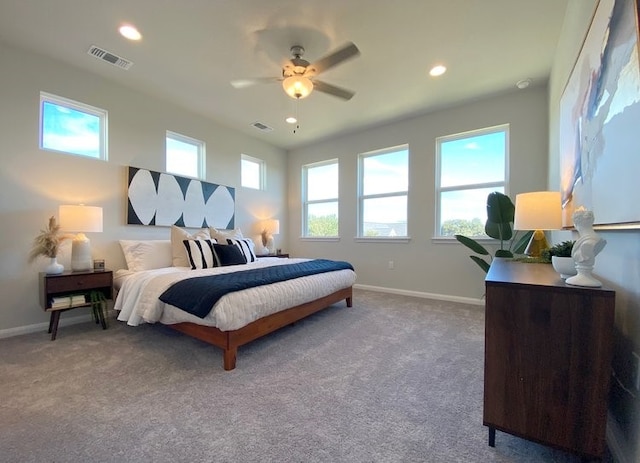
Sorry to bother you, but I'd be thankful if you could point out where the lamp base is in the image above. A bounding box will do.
[71,234,93,272]
[524,230,550,258]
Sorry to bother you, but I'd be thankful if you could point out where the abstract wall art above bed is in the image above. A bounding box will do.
[126,166,235,229]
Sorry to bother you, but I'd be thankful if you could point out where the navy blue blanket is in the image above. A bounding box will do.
[159,259,354,319]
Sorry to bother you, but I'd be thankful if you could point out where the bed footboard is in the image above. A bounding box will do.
[168,286,353,370]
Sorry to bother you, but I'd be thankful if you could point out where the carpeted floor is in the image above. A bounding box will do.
[0,289,613,462]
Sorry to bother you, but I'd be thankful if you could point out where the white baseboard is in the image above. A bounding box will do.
[0,313,93,339]
[353,284,484,306]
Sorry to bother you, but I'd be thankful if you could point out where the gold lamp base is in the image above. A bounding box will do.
[524,229,550,257]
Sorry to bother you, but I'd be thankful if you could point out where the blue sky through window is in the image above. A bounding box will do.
[41,101,100,158]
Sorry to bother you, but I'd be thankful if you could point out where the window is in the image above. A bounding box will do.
[358,145,409,238]
[39,92,107,160]
[435,125,508,237]
[241,154,265,190]
[302,160,339,237]
[166,131,204,179]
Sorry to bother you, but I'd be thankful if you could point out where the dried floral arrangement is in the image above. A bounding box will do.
[28,216,72,261]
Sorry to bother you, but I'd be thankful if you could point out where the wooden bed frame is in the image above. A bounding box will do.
[168,286,353,370]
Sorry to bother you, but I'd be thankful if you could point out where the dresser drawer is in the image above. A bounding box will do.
[46,272,112,293]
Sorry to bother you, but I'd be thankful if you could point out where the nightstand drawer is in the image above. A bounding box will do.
[46,272,112,293]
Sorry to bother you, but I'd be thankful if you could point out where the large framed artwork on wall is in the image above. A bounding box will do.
[559,0,640,228]
[126,166,235,229]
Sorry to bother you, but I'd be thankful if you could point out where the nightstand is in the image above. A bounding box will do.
[39,270,113,340]
[258,253,289,258]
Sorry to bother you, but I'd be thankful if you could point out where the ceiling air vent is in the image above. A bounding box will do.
[87,45,133,70]
[251,122,273,132]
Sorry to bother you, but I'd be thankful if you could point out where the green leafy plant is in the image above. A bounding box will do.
[89,290,108,328]
[454,191,532,273]
[540,240,575,262]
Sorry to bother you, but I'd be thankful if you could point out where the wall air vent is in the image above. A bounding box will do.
[251,122,273,132]
[87,45,133,70]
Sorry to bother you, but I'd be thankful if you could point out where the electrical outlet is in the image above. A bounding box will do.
[388,260,394,270]
[633,352,640,391]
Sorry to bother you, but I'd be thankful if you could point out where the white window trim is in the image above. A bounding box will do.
[39,91,108,161]
[166,130,205,180]
[434,124,509,239]
[241,154,266,190]
[302,159,339,238]
[357,144,409,239]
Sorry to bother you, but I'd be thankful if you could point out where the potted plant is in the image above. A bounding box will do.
[29,216,72,274]
[455,191,533,273]
[542,240,576,279]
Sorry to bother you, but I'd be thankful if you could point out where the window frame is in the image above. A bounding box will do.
[356,144,409,240]
[165,130,205,180]
[241,154,266,190]
[39,91,108,161]
[302,159,339,239]
[434,124,510,239]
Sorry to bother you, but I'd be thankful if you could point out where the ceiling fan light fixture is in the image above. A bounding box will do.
[283,76,313,99]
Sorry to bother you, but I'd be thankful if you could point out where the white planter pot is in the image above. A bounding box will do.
[552,256,577,279]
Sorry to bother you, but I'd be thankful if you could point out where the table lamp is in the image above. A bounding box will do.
[513,191,561,257]
[260,219,280,254]
[59,205,103,271]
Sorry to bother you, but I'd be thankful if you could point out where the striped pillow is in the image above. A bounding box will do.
[183,239,217,269]
[226,238,257,263]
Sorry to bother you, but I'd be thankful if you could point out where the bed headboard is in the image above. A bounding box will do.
[126,166,235,228]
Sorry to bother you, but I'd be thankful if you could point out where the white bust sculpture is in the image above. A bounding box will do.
[565,207,606,287]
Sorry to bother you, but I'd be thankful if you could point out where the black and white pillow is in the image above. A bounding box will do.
[212,243,247,266]
[226,238,257,263]
[183,239,217,269]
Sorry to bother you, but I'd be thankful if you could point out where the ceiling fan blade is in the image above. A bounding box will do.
[312,80,356,101]
[230,77,280,89]
[306,42,360,75]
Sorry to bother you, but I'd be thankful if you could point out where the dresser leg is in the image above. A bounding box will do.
[50,311,61,341]
[488,427,496,447]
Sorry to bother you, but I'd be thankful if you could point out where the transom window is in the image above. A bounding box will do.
[302,160,339,237]
[39,92,108,160]
[241,154,265,190]
[166,131,204,179]
[435,125,508,237]
[357,145,409,238]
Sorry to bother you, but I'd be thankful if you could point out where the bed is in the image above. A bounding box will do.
[114,233,356,370]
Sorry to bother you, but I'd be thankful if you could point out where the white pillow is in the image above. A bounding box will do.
[183,239,217,269]
[119,240,172,272]
[226,237,257,263]
[209,227,243,242]
[171,225,211,267]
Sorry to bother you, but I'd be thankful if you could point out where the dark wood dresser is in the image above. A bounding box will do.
[483,258,614,460]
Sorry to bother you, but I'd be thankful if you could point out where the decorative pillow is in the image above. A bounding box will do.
[119,240,172,272]
[226,238,257,263]
[209,227,244,242]
[213,243,247,266]
[183,239,217,270]
[171,225,211,267]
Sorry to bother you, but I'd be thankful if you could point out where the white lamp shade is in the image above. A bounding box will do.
[282,76,313,99]
[59,205,103,232]
[513,191,562,231]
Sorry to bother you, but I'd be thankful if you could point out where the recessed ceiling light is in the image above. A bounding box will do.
[429,65,447,77]
[286,116,297,124]
[119,24,142,41]
[516,78,532,89]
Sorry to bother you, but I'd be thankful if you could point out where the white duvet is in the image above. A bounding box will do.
[114,257,356,331]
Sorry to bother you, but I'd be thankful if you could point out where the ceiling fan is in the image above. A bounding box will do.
[231,42,360,101]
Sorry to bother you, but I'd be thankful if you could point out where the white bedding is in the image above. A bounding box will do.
[114,257,356,331]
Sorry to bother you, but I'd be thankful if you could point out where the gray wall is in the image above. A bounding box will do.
[0,41,287,334]
[288,86,549,301]
[549,1,640,461]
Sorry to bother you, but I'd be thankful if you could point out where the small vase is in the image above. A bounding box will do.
[44,257,64,275]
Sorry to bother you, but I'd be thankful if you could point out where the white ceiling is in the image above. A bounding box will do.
[0,0,568,150]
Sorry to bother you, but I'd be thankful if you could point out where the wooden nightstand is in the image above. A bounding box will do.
[258,253,289,258]
[39,270,113,340]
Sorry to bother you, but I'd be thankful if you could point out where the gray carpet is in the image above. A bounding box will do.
[0,289,612,462]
